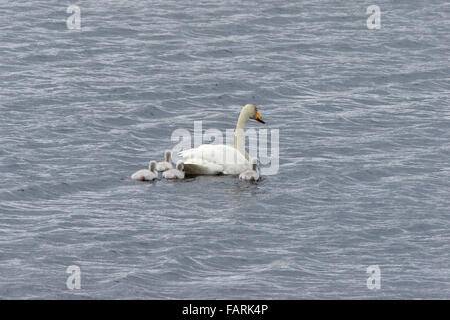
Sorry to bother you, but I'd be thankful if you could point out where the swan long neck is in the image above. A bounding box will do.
[234,109,249,155]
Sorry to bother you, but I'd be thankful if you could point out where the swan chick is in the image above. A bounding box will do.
[162,160,185,180]
[131,160,158,181]
[239,158,260,181]
[156,150,173,172]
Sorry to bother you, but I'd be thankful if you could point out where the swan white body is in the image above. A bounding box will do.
[162,160,185,179]
[156,150,173,172]
[239,158,260,181]
[131,161,158,181]
[180,104,265,175]
[180,144,250,175]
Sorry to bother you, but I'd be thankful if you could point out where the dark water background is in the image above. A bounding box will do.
[0,0,449,298]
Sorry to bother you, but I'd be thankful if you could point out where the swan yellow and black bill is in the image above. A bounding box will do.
[256,111,265,124]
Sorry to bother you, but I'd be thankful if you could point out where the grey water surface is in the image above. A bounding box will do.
[0,0,449,299]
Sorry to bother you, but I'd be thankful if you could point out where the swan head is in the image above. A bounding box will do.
[176,160,184,171]
[149,160,157,172]
[165,150,172,162]
[244,104,265,124]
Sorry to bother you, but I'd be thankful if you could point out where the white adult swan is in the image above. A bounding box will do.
[131,160,158,181]
[180,104,265,175]
[239,158,260,181]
